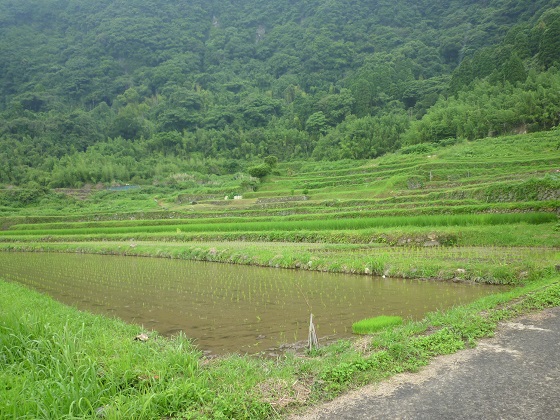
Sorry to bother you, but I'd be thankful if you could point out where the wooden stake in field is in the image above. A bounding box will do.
[308,313,318,351]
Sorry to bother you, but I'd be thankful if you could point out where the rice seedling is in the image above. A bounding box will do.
[352,316,404,334]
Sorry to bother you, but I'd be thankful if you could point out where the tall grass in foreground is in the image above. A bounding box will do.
[0,281,273,419]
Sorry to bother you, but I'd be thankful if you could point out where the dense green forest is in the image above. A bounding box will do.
[1,0,560,188]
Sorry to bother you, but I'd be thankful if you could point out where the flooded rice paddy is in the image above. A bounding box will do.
[0,252,507,355]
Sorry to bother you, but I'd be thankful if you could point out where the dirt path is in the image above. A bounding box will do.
[292,307,560,419]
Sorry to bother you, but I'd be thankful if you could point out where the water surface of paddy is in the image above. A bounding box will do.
[0,252,507,354]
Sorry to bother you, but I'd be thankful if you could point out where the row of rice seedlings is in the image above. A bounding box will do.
[2,212,555,237]
[0,253,334,349]
[5,196,557,239]
[0,222,554,250]
[10,196,554,232]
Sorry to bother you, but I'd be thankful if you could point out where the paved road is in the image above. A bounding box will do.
[294,307,560,420]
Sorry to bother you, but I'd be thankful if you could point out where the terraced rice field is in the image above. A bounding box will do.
[0,132,558,284]
[0,131,559,420]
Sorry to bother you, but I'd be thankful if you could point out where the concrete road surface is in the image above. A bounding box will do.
[293,307,560,420]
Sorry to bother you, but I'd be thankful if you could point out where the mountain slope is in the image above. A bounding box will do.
[0,0,559,187]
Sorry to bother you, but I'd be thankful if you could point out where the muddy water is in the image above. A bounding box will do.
[0,252,507,355]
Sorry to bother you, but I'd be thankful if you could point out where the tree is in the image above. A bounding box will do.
[305,112,328,136]
[263,155,278,168]
[538,17,560,69]
[108,105,150,140]
[501,53,527,84]
[147,131,183,156]
[316,88,355,125]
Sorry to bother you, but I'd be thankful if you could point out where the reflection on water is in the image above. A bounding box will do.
[0,252,507,354]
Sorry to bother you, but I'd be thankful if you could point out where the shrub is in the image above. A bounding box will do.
[247,163,271,179]
[399,143,434,155]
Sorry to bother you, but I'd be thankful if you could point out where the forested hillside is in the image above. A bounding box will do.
[1,0,560,187]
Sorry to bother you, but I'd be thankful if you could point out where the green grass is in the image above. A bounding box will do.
[0,280,275,419]
[352,316,404,334]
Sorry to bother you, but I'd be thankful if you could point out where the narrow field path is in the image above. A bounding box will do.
[293,307,560,420]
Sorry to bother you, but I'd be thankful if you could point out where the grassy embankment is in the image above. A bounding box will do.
[0,132,559,417]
